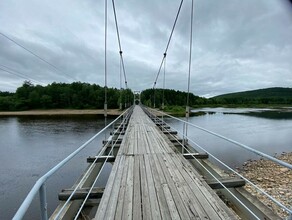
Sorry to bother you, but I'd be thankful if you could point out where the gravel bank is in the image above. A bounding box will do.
[239,152,292,218]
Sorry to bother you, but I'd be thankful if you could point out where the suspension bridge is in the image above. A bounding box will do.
[3,0,291,219]
[13,103,292,220]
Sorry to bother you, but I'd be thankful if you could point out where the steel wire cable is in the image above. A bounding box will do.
[144,109,260,219]
[152,0,184,88]
[0,32,77,81]
[54,110,132,219]
[112,0,128,89]
[0,65,43,85]
[155,113,292,215]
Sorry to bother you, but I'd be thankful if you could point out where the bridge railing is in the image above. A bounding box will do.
[147,107,292,219]
[13,107,133,220]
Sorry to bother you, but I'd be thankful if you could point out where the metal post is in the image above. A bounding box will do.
[182,122,185,154]
[185,105,190,144]
[111,123,114,155]
[122,114,125,133]
[39,183,48,220]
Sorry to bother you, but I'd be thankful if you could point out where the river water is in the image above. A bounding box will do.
[0,108,291,219]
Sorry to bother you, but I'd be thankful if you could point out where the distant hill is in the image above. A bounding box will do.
[212,87,292,105]
[214,87,292,99]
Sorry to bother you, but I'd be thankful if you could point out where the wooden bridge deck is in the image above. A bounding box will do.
[93,106,237,220]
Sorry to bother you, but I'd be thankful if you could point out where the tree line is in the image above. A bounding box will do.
[1,84,291,111]
[0,81,133,111]
[140,88,208,107]
[140,87,292,108]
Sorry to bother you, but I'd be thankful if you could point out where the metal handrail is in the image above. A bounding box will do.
[150,112,292,215]
[150,108,292,169]
[54,108,132,219]
[13,108,131,220]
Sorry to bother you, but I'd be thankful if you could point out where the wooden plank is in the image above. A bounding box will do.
[153,133,207,219]
[139,155,152,220]
[92,106,237,220]
[122,156,135,220]
[162,183,181,220]
[183,153,209,159]
[87,156,115,163]
[58,187,104,201]
[93,154,123,219]
[153,152,191,219]
[144,154,162,219]
[175,155,232,218]
[150,154,172,219]
[159,152,203,219]
[114,155,130,219]
[163,152,215,219]
[170,151,235,219]
[207,178,245,189]
[132,155,142,220]
[103,155,126,219]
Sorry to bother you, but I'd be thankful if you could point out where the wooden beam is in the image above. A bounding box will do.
[206,178,245,189]
[183,153,209,159]
[87,156,115,163]
[162,130,178,135]
[58,187,104,201]
[157,125,171,129]
[110,131,125,135]
[169,138,183,143]
[103,139,122,145]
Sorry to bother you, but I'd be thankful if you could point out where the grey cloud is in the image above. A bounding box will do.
[0,0,291,97]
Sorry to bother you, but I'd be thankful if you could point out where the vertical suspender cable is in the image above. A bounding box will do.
[185,0,194,139]
[162,53,166,128]
[104,0,108,138]
[119,56,123,110]
[162,53,166,111]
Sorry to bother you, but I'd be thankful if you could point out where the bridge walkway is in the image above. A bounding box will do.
[93,105,237,219]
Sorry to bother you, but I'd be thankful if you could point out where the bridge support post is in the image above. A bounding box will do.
[39,183,48,220]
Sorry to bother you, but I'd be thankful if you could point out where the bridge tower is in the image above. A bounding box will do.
[133,91,141,105]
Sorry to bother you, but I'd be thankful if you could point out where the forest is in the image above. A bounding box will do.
[213,87,292,106]
[140,87,292,108]
[1,84,291,111]
[140,88,208,107]
[0,81,133,111]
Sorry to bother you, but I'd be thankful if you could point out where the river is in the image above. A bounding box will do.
[0,108,291,219]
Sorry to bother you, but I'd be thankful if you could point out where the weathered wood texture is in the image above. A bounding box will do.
[93,106,237,220]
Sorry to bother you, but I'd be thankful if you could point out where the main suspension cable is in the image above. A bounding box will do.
[104,0,108,136]
[0,32,77,82]
[152,0,184,88]
[0,64,44,85]
[112,0,128,89]
[185,0,194,139]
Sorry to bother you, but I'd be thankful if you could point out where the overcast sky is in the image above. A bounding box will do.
[0,0,292,97]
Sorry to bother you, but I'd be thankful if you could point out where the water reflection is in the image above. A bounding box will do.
[167,108,292,168]
[192,107,292,120]
[0,110,291,219]
[0,115,114,219]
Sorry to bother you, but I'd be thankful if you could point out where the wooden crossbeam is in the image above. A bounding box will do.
[206,178,245,189]
[102,139,122,145]
[110,131,125,135]
[183,153,209,159]
[58,187,104,201]
[87,156,115,163]
[162,130,178,135]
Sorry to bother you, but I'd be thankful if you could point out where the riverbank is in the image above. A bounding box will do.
[239,152,292,218]
[0,109,122,116]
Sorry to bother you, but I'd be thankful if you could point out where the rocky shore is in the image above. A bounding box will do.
[239,152,292,219]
